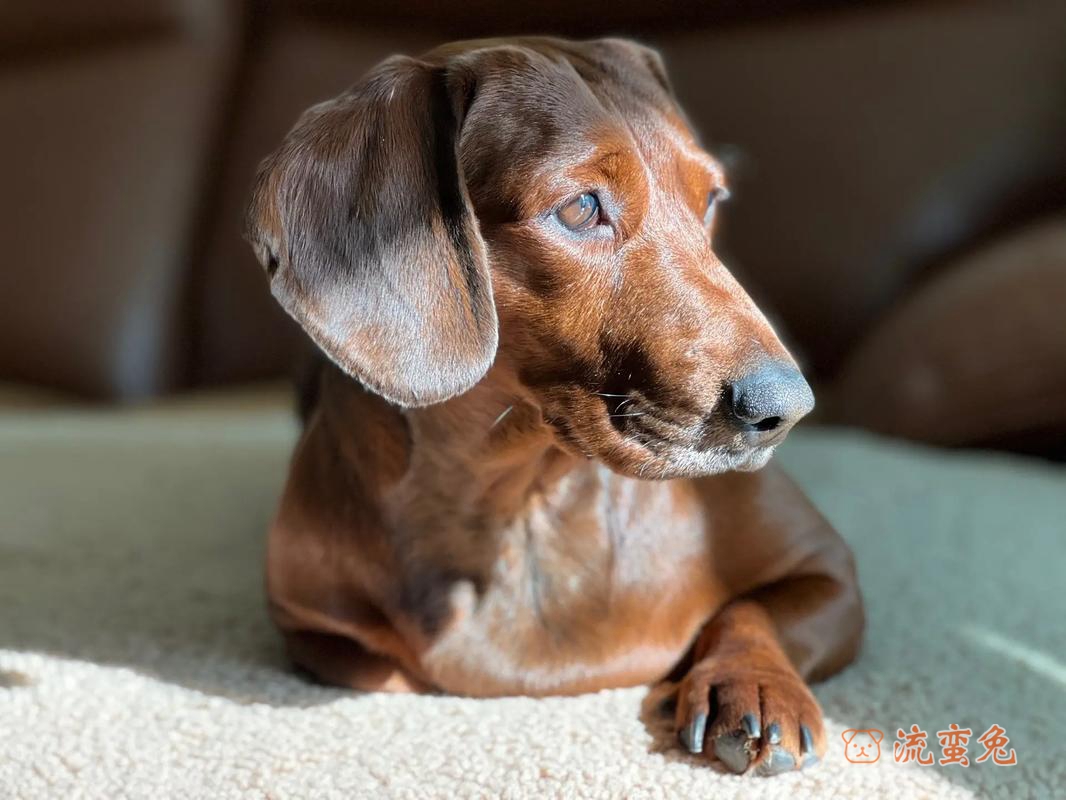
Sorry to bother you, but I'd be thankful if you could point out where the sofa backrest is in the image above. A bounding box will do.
[4,0,1065,405]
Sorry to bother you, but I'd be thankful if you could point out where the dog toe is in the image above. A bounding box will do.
[756,746,796,776]
[713,729,758,773]
[678,710,708,754]
[674,661,826,776]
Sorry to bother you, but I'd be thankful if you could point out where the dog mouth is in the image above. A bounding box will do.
[619,427,779,478]
[551,391,786,479]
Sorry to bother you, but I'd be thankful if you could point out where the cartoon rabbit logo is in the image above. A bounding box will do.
[842,729,884,763]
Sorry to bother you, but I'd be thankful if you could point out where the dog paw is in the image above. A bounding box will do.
[675,661,825,776]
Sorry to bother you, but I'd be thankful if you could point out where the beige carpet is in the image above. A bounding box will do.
[1,395,1063,799]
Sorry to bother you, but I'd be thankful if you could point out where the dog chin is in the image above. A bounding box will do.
[599,439,778,481]
[732,446,777,471]
[663,444,776,478]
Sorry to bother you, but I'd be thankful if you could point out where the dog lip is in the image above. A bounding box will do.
[602,404,781,475]
[731,447,774,472]
[756,428,791,448]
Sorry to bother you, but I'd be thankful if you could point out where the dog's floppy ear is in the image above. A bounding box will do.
[867,729,884,744]
[841,729,858,744]
[246,56,495,407]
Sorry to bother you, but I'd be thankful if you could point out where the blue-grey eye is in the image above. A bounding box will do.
[705,186,730,223]
[557,193,601,231]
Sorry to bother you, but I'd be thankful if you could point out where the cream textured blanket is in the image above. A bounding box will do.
[1,397,1062,799]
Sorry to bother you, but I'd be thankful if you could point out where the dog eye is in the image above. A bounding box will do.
[556,193,601,231]
[705,186,730,224]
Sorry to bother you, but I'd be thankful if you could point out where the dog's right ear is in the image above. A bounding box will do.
[245,56,496,407]
[841,729,858,744]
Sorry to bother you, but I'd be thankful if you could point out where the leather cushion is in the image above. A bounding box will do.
[831,215,1066,450]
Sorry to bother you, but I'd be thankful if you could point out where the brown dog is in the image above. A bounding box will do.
[246,37,863,777]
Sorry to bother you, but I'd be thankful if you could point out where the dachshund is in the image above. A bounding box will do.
[245,36,864,777]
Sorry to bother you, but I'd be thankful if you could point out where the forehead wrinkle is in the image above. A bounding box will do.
[579,66,720,186]
[617,111,730,230]
[475,56,626,192]
[606,117,658,241]
[609,111,700,236]
[563,69,655,178]
[521,138,612,204]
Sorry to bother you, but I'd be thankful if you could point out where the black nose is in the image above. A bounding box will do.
[728,363,815,435]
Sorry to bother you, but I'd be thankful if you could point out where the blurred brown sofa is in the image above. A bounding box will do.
[3,0,1065,456]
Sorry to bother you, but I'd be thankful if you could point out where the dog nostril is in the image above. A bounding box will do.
[752,416,781,433]
[728,363,814,432]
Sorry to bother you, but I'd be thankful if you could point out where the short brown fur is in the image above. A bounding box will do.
[247,37,863,776]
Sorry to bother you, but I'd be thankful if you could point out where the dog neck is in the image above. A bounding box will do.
[399,383,585,524]
[319,361,591,526]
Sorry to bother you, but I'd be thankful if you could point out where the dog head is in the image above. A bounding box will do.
[841,729,883,763]
[247,37,814,479]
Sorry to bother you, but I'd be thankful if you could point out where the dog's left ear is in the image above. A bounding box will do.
[868,730,884,744]
[245,56,495,407]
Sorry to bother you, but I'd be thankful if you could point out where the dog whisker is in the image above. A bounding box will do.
[491,406,514,429]
[609,412,645,418]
